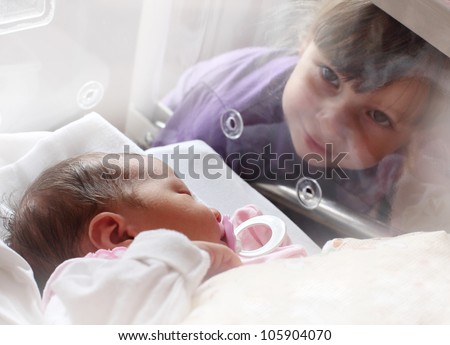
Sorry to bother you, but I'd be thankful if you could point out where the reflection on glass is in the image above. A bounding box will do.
[153,0,450,242]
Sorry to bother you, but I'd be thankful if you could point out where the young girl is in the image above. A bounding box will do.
[4,152,305,323]
[153,0,449,222]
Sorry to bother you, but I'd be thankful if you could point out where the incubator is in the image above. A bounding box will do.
[1,0,449,247]
[2,0,450,327]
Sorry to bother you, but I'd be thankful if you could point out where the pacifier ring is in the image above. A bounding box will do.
[234,215,286,257]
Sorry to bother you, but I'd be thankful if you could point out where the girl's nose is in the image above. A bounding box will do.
[318,102,353,137]
[318,100,347,122]
[210,208,222,222]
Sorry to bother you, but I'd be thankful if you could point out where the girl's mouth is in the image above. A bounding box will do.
[305,132,326,156]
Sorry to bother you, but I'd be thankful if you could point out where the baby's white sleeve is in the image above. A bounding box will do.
[43,230,210,324]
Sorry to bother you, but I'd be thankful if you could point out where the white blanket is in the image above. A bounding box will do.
[42,229,450,324]
[184,230,450,324]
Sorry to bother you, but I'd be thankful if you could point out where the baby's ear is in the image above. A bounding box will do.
[88,212,134,250]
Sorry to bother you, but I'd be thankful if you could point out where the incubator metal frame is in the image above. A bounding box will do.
[252,182,389,240]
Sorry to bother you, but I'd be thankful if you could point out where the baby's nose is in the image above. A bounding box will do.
[210,208,222,222]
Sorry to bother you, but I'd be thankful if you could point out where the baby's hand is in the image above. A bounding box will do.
[194,242,242,280]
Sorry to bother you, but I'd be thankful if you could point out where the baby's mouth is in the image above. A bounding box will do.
[220,215,237,251]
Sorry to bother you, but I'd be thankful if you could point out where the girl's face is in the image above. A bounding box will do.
[122,158,225,245]
[282,41,431,169]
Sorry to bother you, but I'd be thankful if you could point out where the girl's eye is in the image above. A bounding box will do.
[321,66,340,87]
[367,110,393,128]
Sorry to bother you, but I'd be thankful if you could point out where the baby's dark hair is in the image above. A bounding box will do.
[3,152,146,291]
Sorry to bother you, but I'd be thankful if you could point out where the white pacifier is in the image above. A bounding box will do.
[234,215,286,257]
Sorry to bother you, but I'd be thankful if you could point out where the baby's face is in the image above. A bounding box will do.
[282,41,430,169]
[123,157,226,245]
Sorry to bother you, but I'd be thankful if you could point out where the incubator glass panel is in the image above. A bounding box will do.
[0,0,143,132]
[139,0,450,246]
[0,0,54,34]
[1,0,449,247]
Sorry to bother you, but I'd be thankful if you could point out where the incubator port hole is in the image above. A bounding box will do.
[227,117,236,129]
[303,186,314,198]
